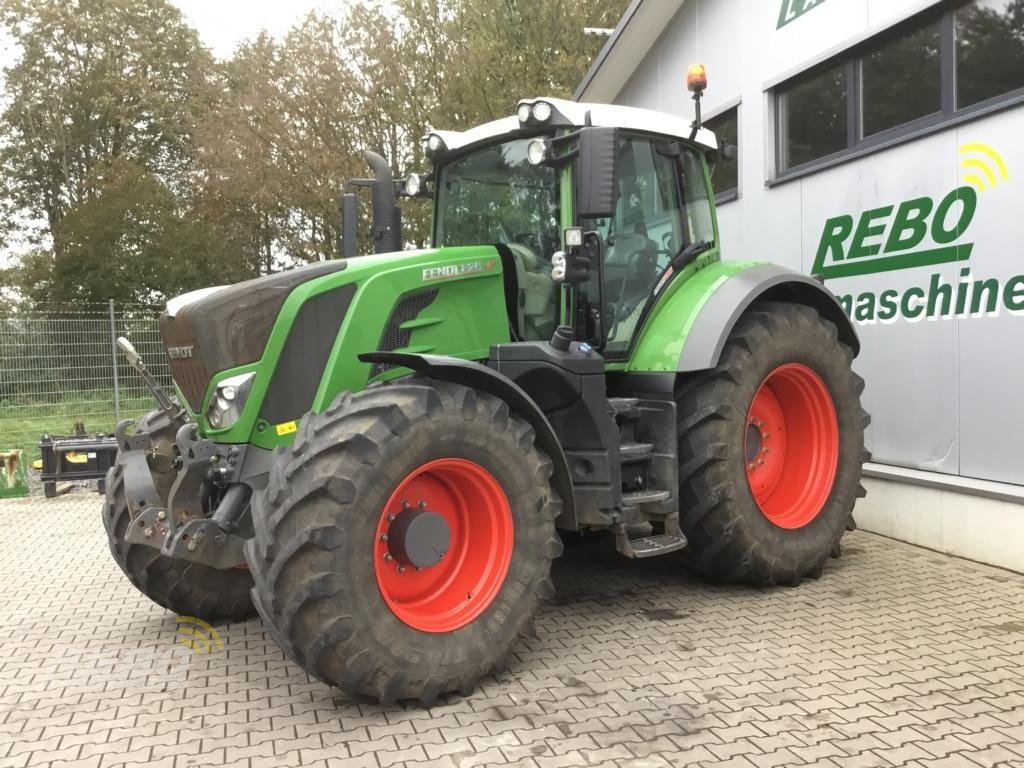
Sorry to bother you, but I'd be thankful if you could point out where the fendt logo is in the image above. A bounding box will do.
[777,0,828,29]
[422,259,497,282]
[166,345,194,359]
[817,144,1023,324]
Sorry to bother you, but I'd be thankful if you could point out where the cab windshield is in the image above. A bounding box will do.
[434,138,561,341]
[435,138,560,257]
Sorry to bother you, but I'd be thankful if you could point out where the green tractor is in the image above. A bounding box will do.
[106,69,868,704]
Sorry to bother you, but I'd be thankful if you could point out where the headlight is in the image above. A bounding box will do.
[527,138,549,166]
[517,103,532,122]
[427,134,444,153]
[531,101,552,122]
[207,372,255,429]
[405,173,422,196]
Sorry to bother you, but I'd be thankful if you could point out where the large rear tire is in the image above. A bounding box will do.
[103,409,255,621]
[675,302,868,585]
[245,380,562,705]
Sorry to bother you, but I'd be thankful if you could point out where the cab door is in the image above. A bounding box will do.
[580,135,715,357]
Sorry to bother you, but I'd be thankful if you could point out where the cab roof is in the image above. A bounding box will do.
[429,97,718,157]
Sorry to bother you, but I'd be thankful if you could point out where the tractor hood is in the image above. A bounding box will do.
[158,245,511,447]
[159,260,348,411]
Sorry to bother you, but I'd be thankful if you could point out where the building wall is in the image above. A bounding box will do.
[614,0,1024,491]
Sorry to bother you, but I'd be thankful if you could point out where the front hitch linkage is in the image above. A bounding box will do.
[117,420,250,569]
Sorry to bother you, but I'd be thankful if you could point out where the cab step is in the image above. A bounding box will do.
[607,397,640,419]
[614,528,688,558]
[622,488,670,507]
[620,441,654,463]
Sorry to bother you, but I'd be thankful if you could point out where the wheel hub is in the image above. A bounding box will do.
[387,505,450,569]
[744,423,763,464]
[373,458,514,633]
[745,363,839,529]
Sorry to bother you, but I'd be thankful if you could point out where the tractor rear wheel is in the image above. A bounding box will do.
[103,409,255,621]
[675,302,868,585]
[245,380,562,704]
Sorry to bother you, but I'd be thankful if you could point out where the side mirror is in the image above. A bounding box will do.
[576,127,619,219]
[708,142,737,172]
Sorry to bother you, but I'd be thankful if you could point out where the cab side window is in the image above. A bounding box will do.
[586,137,691,355]
[592,138,685,255]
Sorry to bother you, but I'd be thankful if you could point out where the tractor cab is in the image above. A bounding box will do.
[344,93,722,358]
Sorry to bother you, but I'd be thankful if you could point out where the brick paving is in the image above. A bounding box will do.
[2,489,1024,768]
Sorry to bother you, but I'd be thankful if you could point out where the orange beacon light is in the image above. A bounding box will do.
[687,63,708,93]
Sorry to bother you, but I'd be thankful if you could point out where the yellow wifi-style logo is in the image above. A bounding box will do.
[176,616,225,655]
[960,143,1009,193]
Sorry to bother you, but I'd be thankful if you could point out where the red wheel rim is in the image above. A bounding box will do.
[373,458,513,633]
[745,363,839,529]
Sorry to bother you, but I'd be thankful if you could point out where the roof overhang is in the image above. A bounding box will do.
[427,96,717,158]
[573,0,687,103]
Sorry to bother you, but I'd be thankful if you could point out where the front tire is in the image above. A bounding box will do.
[103,409,255,620]
[245,380,562,704]
[675,302,869,585]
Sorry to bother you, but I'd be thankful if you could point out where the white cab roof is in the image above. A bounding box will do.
[430,97,718,154]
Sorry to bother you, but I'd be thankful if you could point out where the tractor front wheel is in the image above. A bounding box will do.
[245,380,562,704]
[103,409,255,621]
[675,302,869,585]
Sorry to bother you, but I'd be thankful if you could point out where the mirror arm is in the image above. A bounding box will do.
[584,232,608,351]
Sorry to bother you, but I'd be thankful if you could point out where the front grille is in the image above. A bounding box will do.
[159,260,349,414]
[159,313,210,412]
[370,290,439,378]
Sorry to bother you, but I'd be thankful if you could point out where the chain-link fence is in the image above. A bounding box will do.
[0,302,172,466]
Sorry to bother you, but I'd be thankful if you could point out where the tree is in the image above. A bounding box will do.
[399,0,626,128]
[193,6,433,266]
[0,0,216,303]
[0,0,631,303]
[194,0,628,264]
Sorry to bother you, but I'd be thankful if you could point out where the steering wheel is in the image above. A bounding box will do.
[513,231,559,259]
[496,221,557,263]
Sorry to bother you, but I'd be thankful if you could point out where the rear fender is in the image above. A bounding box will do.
[628,263,859,374]
[358,352,577,529]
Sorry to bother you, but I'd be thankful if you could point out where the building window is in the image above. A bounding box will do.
[956,0,1024,109]
[778,62,848,169]
[774,0,1024,177]
[862,21,941,137]
[704,106,739,201]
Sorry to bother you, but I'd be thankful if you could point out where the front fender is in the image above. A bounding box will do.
[358,352,576,529]
[627,263,859,373]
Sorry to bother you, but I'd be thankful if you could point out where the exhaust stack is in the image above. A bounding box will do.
[339,151,403,258]
[363,151,402,254]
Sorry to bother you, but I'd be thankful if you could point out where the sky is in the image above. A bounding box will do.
[0,1,350,74]
[170,0,345,58]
